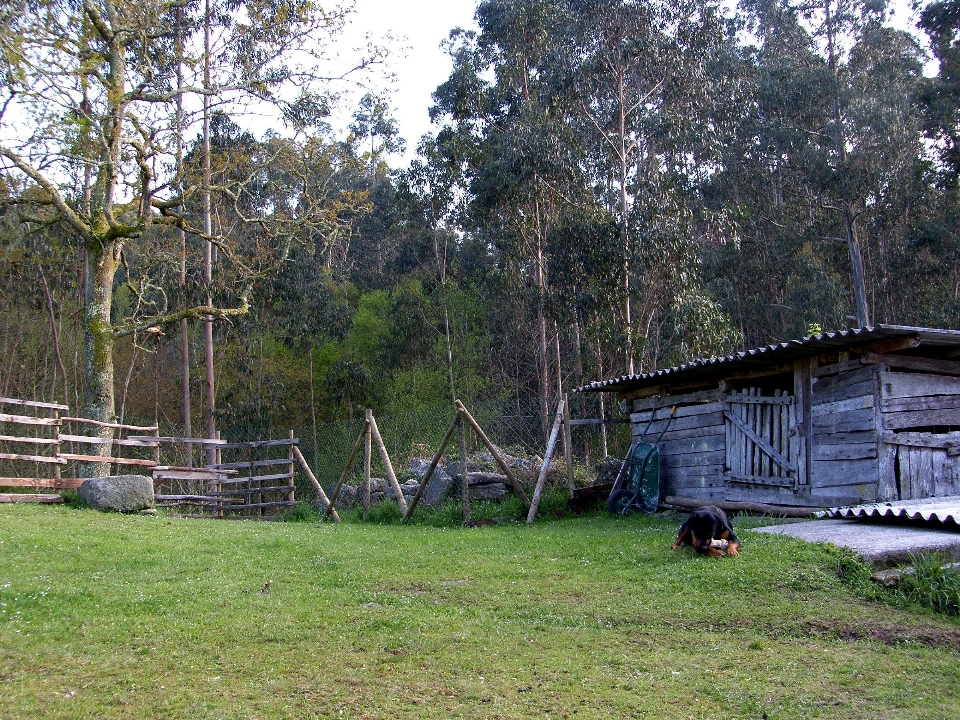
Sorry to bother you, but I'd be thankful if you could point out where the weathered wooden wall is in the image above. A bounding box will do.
[808,364,879,503]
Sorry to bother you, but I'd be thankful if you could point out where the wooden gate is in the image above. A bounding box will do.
[724,389,800,490]
[882,431,960,500]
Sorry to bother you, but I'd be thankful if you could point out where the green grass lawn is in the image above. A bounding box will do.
[1,503,958,719]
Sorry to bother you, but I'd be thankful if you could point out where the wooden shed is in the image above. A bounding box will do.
[580,325,960,508]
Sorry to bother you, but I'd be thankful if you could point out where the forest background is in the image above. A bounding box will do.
[1,0,959,469]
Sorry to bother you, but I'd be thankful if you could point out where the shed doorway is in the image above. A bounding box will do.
[725,388,801,491]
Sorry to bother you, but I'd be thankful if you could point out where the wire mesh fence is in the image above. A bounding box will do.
[1,393,634,509]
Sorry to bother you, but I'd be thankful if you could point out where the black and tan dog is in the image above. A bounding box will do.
[671,505,740,557]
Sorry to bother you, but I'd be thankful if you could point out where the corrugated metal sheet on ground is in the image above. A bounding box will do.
[820,496,960,529]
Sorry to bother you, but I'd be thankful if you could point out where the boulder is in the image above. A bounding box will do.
[420,467,455,506]
[78,475,154,513]
[467,483,508,501]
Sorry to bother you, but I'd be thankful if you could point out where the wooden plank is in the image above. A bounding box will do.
[131,436,227,445]
[880,371,960,400]
[659,434,725,455]
[648,422,725,443]
[632,411,725,436]
[882,407,960,430]
[630,388,725,412]
[211,485,296,497]
[813,394,874,414]
[722,487,842,507]
[56,434,159,448]
[811,359,866,378]
[811,365,874,395]
[808,486,875,504]
[0,397,69,411]
[62,417,157,432]
[0,434,58,445]
[215,438,299,450]
[0,493,63,503]
[812,407,876,434]
[660,448,726,469]
[724,410,797,472]
[811,379,875,407]
[0,477,83,489]
[209,458,292,470]
[727,473,795,487]
[816,430,877,446]
[881,394,960,414]
[219,472,294,485]
[57,453,157,467]
[155,494,244,503]
[631,401,725,422]
[0,451,65,464]
[863,352,960,376]
[152,470,230,482]
[812,443,878,461]
[0,413,60,426]
[881,431,960,450]
[810,458,878,487]
[568,419,632,426]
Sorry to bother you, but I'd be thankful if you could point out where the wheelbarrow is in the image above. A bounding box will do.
[606,406,677,516]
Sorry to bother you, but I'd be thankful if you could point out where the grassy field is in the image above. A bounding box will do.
[1,502,958,719]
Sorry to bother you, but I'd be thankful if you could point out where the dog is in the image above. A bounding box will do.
[671,505,740,557]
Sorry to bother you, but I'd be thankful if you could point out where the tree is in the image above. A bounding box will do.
[0,0,378,466]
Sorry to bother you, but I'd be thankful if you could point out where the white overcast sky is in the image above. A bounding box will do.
[337,0,480,162]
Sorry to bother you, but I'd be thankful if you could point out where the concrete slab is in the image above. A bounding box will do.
[750,519,960,568]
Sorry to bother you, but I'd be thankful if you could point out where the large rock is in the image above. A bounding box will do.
[79,475,154,513]
[420,467,455,506]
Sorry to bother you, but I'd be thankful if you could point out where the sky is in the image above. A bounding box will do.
[338,0,480,162]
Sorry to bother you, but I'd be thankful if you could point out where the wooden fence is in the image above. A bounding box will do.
[0,396,300,518]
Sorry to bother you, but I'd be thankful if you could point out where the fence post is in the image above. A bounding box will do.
[527,397,564,524]
[287,430,296,507]
[562,392,575,498]
[364,409,372,520]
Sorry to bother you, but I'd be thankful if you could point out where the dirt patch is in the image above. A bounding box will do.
[804,619,960,651]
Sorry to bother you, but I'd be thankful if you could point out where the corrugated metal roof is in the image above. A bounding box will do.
[820,496,960,529]
[578,325,960,394]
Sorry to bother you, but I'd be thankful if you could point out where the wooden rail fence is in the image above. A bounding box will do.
[0,397,300,518]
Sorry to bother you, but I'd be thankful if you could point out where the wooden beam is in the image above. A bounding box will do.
[404,413,461,521]
[0,397,69,411]
[322,422,368,522]
[562,392,575,498]
[663,495,815,518]
[0,493,64,503]
[0,452,65,464]
[292,445,339,522]
[57,453,156,467]
[0,434,59,445]
[368,414,408,516]
[0,413,60,426]
[454,400,531,509]
[527,397,564,524]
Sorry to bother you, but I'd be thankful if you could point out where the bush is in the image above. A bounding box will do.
[898,553,960,616]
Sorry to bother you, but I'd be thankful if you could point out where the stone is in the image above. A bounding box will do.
[467,471,508,486]
[466,483,508,501]
[421,467,455,506]
[78,475,154,513]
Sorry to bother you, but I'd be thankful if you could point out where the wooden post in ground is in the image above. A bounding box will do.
[363,409,373,520]
[292,445,339,522]
[287,430,296,507]
[322,420,369,522]
[404,413,461,521]
[527,397,564,524]
[459,409,470,523]
[454,400,531,509]
[368,414,408,516]
[562,392,575,498]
